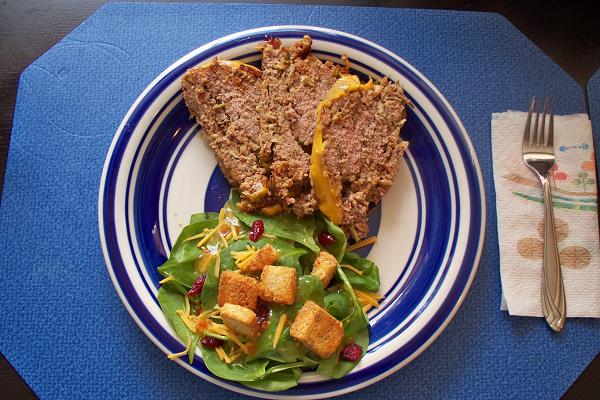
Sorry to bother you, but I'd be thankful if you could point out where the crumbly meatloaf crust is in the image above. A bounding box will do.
[181,60,275,212]
[181,43,409,237]
[258,36,346,217]
[319,78,409,238]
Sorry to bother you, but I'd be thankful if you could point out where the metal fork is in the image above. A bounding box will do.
[522,96,566,331]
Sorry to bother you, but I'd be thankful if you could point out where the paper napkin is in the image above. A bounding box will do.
[492,112,599,317]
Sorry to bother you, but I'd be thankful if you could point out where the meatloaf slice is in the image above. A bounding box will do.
[181,59,275,212]
[258,36,346,217]
[314,75,410,239]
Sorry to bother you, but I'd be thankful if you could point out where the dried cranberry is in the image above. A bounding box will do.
[248,220,265,241]
[340,343,363,362]
[318,231,336,246]
[187,275,206,297]
[200,336,223,349]
[255,299,271,329]
[264,35,281,49]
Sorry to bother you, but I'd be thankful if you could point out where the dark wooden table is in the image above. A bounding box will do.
[1,1,599,399]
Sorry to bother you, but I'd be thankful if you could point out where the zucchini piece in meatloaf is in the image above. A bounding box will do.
[311,74,410,239]
[181,60,277,212]
[258,36,348,217]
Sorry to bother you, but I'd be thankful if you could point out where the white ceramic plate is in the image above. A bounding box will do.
[99,26,485,398]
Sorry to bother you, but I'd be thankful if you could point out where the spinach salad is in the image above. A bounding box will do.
[157,191,382,391]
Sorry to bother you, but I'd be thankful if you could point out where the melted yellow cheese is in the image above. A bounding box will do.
[310,75,373,224]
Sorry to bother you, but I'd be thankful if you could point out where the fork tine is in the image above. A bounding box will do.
[532,98,541,147]
[547,97,555,149]
[539,97,547,147]
[523,96,535,149]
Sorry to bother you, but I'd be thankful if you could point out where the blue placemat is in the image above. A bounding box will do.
[1,3,599,399]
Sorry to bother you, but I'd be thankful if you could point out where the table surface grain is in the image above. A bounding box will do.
[0,1,599,399]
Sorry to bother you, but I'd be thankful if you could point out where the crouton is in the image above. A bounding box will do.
[258,265,297,305]
[217,270,259,310]
[244,244,279,273]
[289,300,344,358]
[311,251,337,288]
[220,303,259,338]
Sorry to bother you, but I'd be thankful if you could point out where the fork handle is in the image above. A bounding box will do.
[541,179,566,331]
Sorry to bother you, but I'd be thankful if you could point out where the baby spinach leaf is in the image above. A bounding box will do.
[299,252,318,275]
[274,328,309,362]
[316,327,369,378]
[252,307,285,362]
[170,219,220,262]
[266,360,314,375]
[163,279,192,297]
[201,347,269,382]
[242,359,317,391]
[324,290,353,320]
[242,367,302,392]
[156,285,199,359]
[276,247,308,274]
[253,307,308,363]
[158,260,197,288]
[336,265,369,336]
[157,285,193,340]
[258,237,308,272]
[340,252,380,292]
[189,212,219,224]
[315,213,347,261]
[188,335,200,364]
[200,256,220,310]
[228,191,319,253]
[289,275,325,320]
[157,219,220,287]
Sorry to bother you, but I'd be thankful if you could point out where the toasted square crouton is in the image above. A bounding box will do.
[290,300,343,358]
[258,265,297,305]
[217,270,259,310]
[311,251,337,288]
[244,244,279,273]
[220,303,259,338]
